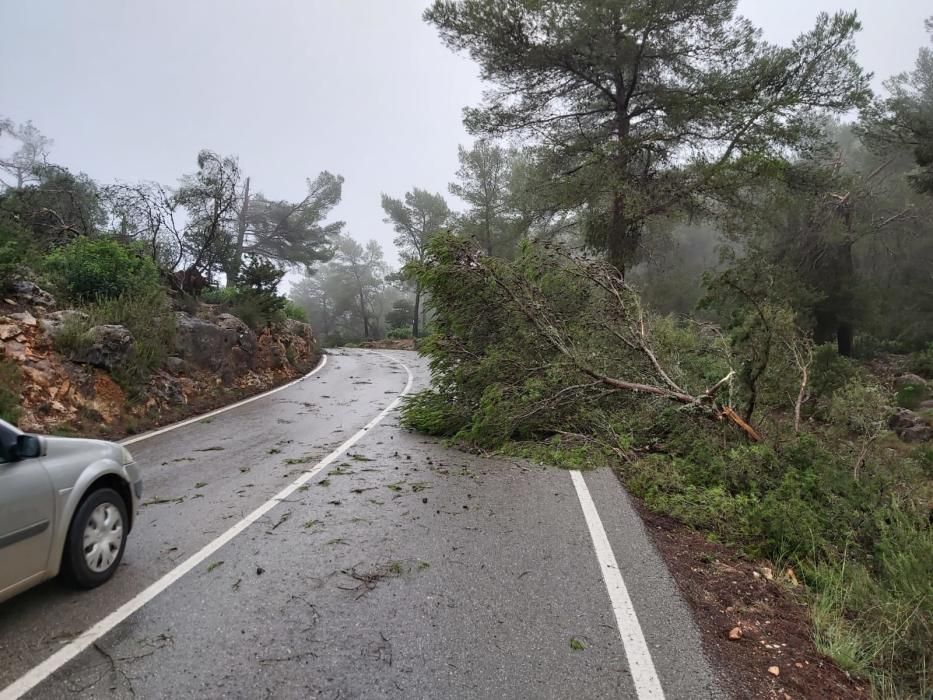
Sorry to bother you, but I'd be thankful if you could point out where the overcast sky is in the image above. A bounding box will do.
[1,0,929,279]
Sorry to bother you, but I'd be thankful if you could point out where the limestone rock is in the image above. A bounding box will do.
[889,408,932,443]
[71,325,134,371]
[0,323,22,341]
[173,312,237,372]
[8,311,37,327]
[40,310,89,338]
[9,280,55,307]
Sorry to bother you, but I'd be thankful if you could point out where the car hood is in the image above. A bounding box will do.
[42,436,122,464]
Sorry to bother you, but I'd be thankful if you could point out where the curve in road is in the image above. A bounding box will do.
[0,349,722,699]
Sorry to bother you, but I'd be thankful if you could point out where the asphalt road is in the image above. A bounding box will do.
[0,349,723,699]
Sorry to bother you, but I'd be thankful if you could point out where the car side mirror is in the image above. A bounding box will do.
[13,435,42,460]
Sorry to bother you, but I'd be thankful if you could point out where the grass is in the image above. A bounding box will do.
[52,287,177,396]
[412,404,931,696]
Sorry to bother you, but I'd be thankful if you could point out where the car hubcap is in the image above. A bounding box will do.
[83,503,123,573]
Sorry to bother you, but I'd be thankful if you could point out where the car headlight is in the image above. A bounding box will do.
[122,446,135,465]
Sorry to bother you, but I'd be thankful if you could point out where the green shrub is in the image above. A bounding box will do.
[199,259,291,331]
[401,389,472,437]
[0,213,31,291]
[201,286,238,305]
[387,327,413,340]
[52,287,176,394]
[52,314,94,358]
[44,237,160,304]
[283,300,308,323]
[809,506,932,696]
[810,343,857,410]
[0,358,22,424]
[896,382,929,410]
[232,256,286,329]
[909,343,933,379]
[90,288,176,389]
[828,379,891,438]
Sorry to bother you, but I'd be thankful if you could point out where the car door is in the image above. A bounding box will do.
[0,424,55,595]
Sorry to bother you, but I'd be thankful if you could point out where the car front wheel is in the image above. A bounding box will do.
[62,488,128,589]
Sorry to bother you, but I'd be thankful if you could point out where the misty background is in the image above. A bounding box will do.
[1,0,928,270]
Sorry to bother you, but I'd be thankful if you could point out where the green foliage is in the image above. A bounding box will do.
[896,383,929,410]
[828,380,891,438]
[234,170,344,278]
[426,0,869,270]
[227,294,277,330]
[449,140,525,259]
[909,343,933,379]
[51,315,94,359]
[291,235,389,340]
[43,237,160,304]
[400,389,473,438]
[0,212,30,291]
[861,19,933,195]
[406,232,930,696]
[386,327,413,340]
[202,256,291,330]
[52,287,176,393]
[201,286,238,305]
[0,358,22,425]
[810,343,857,406]
[385,298,414,331]
[283,300,308,323]
[93,288,176,388]
[0,164,105,248]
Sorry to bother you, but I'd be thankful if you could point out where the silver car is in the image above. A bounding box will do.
[0,418,142,603]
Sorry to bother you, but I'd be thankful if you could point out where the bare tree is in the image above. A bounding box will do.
[0,117,52,190]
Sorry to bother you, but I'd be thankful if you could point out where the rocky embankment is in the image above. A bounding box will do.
[0,281,319,437]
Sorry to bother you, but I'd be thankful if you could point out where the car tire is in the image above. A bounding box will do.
[62,488,128,589]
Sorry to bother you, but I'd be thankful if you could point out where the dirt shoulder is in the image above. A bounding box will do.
[629,496,868,700]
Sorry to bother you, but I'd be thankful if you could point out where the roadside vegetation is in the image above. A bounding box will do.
[397,4,933,698]
[3,3,932,696]
[0,121,343,402]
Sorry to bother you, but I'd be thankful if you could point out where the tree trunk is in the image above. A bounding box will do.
[227,176,250,287]
[359,289,370,339]
[413,283,421,338]
[608,190,628,273]
[837,322,853,357]
[485,204,494,257]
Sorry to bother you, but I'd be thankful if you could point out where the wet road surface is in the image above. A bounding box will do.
[0,349,722,699]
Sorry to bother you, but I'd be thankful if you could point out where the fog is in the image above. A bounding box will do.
[0,0,928,267]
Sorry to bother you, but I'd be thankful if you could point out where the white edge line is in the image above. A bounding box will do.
[120,353,329,446]
[570,470,665,700]
[0,350,414,700]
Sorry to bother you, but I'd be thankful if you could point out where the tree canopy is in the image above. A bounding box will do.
[426,0,871,272]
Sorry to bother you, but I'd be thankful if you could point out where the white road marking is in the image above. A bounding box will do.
[570,470,665,699]
[0,351,413,700]
[121,354,329,446]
